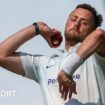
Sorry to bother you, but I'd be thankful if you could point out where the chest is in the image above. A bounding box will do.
[45,58,61,86]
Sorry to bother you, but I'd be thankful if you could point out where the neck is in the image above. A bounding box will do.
[65,40,78,51]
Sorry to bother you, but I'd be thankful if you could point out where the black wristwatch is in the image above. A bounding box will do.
[33,23,40,35]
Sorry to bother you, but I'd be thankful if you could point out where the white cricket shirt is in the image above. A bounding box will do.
[19,45,105,105]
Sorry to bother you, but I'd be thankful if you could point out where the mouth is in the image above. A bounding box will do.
[70,28,80,34]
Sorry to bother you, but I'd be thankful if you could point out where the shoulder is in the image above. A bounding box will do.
[85,53,105,67]
[18,51,63,65]
[94,53,105,62]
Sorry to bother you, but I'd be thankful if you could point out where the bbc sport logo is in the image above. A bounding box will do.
[0,90,16,97]
[48,74,80,85]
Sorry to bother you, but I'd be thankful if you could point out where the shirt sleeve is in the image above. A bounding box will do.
[19,52,47,83]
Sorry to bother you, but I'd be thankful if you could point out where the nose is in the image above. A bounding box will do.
[74,20,80,29]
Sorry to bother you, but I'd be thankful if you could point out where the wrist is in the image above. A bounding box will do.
[33,22,40,35]
[60,52,84,76]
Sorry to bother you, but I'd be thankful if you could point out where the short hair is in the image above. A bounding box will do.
[76,4,103,28]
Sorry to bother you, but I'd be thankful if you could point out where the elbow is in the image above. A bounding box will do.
[94,29,105,40]
[0,56,7,66]
[0,56,4,66]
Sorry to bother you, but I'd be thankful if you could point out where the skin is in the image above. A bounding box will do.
[65,8,96,50]
[58,8,105,100]
[0,22,61,75]
[0,7,105,102]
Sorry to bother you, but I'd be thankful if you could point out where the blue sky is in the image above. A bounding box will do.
[0,0,105,105]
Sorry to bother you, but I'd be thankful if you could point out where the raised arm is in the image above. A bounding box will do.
[77,29,105,59]
[0,22,61,76]
[58,29,105,100]
[0,24,36,76]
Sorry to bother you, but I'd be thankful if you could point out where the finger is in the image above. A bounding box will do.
[72,82,77,94]
[63,87,69,100]
[61,89,64,98]
[61,86,67,99]
[58,77,62,93]
[69,90,72,99]
[52,28,61,34]
[73,85,77,94]
[59,83,62,93]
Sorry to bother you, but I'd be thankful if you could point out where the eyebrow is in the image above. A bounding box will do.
[70,15,88,22]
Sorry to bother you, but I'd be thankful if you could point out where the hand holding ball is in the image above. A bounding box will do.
[51,34,63,47]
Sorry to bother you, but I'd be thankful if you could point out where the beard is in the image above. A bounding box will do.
[65,29,84,42]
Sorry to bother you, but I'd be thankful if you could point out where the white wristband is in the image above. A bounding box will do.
[60,52,84,76]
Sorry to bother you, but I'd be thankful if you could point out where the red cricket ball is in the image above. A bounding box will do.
[51,34,63,47]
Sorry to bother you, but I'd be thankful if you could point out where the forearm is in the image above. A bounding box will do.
[61,29,105,75]
[0,21,62,57]
[0,25,36,57]
[77,29,105,59]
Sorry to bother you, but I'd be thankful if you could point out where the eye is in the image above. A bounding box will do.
[70,16,76,21]
[81,20,88,26]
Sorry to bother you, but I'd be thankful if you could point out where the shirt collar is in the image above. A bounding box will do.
[58,43,81,54]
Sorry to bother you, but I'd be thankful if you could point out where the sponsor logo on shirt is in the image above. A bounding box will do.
[48,74,80,85]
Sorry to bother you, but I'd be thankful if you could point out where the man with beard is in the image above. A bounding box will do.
[0,3,105,105]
